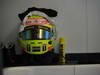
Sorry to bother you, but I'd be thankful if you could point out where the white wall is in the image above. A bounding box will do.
[3,66,75,75]
[75,64,100,75]
[0,0,100,53]
[3,64,100,75]
[87,0,100,53]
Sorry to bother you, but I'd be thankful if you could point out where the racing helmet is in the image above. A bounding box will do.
[18,12,57,55]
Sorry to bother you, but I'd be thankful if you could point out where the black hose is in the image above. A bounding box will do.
[4,42,16,67]
[0,42,4,75]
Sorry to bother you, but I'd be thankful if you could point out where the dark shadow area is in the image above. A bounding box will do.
[2,53,100,68]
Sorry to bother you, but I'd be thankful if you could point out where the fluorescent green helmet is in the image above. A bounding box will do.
[18,14,57,55]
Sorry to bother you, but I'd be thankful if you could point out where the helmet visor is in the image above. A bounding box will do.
[20,26,52,40]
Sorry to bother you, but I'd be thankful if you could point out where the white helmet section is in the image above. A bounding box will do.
[19,11,55,32]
